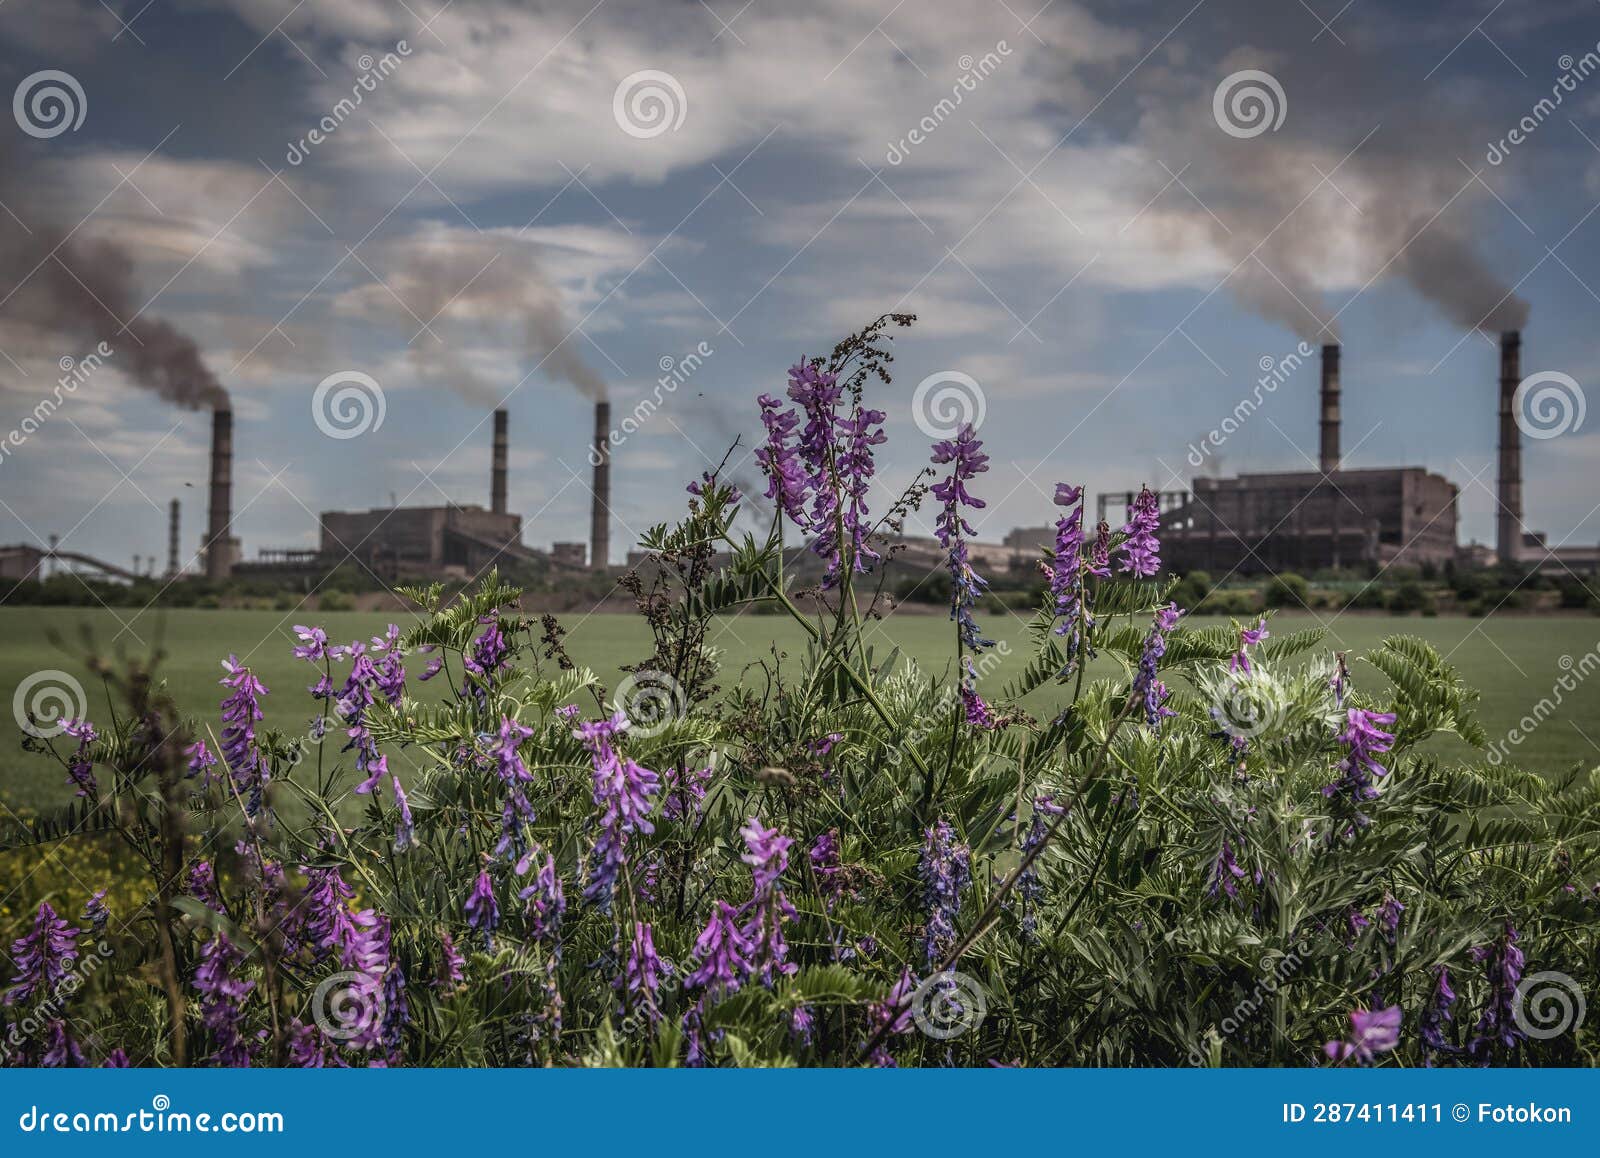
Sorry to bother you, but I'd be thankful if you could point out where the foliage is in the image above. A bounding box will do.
[6,319,1598,1070]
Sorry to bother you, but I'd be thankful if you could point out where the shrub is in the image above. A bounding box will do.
[1264,573,1310,609]
[6,318,1595,1070]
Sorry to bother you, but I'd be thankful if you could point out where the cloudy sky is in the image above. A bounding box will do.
[2,0,1599,573]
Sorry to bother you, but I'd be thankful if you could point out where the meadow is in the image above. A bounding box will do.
[3,604,1595,814]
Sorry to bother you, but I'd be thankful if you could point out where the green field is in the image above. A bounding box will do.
[4,606,1598,814]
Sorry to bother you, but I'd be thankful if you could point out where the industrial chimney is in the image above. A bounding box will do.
[167,499,180,578]
[1496,331,1523,564]
[1319,343,1341,474]
[204,408,234,581]
[491,408,509,515]
[591,402,611,569]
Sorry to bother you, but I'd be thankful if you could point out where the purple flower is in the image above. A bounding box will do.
[184,739,218,785]
[1048,483,1095,669]
[622,922,664,1024]
[1230,617,1270,675]
[576,711,660,911]
[866,968,917,1067]
[1420,965,1458,1064]
[960,666,996,729]
[292,624,328,662]
[1209,837,1248,902]
[1016,795,1063,938]
[41,1021,86,1068]
[930,424,993,652]
[463,615,510,683]
[920,818,972,963]
[1468,924,1526,1061]
[102,1048,128,1068]
[1134,603,1182,728]
[686,900,755,999]
[194,932,255,1067]
[60,719,98,799]
[82,889,109,936]
[187,859,221,910]
[755,392,811,525]
[518,850,565,944]
[436,930,466,992]
[810,828,845,907]
[5,901,80,1006]
[219,655,269,816]
[1324,1005,1401,1065]
[662,762,712,822]
[739,817,798,986]
[809,732,845,757]
[1117,485,1162,577]
[790,1005,815,1046]
[1322,708,1398,811]
[464,870,500,950]
[1378,893,1404,941]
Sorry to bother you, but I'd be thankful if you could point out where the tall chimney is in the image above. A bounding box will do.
[591,401,611,569]
[1497,330,1523,564]
[167,499,180,577]
[1319,343,1341,474]
[205,408,233,581]
[491,408,509,515]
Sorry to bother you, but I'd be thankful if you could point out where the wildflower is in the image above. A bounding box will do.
[686,900,755,999]
[464,871,500,950]
[920,819,972,963]
[194,932,255,1067]
[1467,924,1526,1061]
[291,624,328,662]
[810,828,845,906]
[519,850,565,944]
[187,860,221,909]
[1229,617,1270,675]
[1322,709,1398,810]
[866,968,918,1067]
[218,655,269,816]
[82,890,109,936]
[60,718,97,798]
[292,867,355,961]
[755,393,810,525]
[960,666,996,729]
[436,930,465,992]
[1134,603,1182,729]
[809,732,844,757]
[41,1021,86,1068]
[391,769,415,852]
[790,1005,816,1046]
[184,739,218,786]
[739,817,798,986]
[662,762,712,822]
[1209,838,1248,902]
[1117,485,1162,577]
[419,657,444,681]
[5,901,80,1006]
[1378,894,1404,941]
[1420,965,1458,1064]
[1048,483,1094,668]
[622,922,664,1024]
[103,1048,129,1068]
[287,1020,339,1068]
[1016,796,1064,938]
[463,615,510,682]
[576,711,660,911]
[930,424,993,652]
[1323,1005,1401,1065]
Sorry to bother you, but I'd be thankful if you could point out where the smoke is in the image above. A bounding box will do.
[0,153,226,408]
[385,229,608,402]
[1125,6,1530,339]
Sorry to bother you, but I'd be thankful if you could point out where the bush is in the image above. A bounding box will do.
[1386,580,1434,615]
[1264,572,1310,609]
[318,590,355,612]
[6,318,1595,1071]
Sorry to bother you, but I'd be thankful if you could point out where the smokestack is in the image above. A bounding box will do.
[205,408,234,581]
[1319,344,1341,474]
[491,409,509,515]
[168,499,180,578]
[1497,331,1523,564]
[591,402,611,569]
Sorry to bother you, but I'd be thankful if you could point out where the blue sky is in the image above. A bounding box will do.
[2,0,1599,572]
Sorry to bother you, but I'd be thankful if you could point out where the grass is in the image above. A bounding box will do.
[3,605,1597,817]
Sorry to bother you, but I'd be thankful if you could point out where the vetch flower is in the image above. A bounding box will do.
[464,870,500,951]
[1420,965,1458,1064]
[1323,1005,1401,1065]
[1322,709,1398,813]
[930,424,993,652]
[919,818,972,963]
[219,655,269,816]
[1117,485,1162,577]
[1468,923,1526,1061]
[686,900,755,1000]
[1230,617,1270,675]
[576,711,660,911]
[5,901,80,1006]
[194,932,255,1067]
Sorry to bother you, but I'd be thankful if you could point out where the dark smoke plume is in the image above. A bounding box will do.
[0,147,225,408]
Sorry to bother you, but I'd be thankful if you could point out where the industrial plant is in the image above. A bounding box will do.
[2,325,1592,592]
